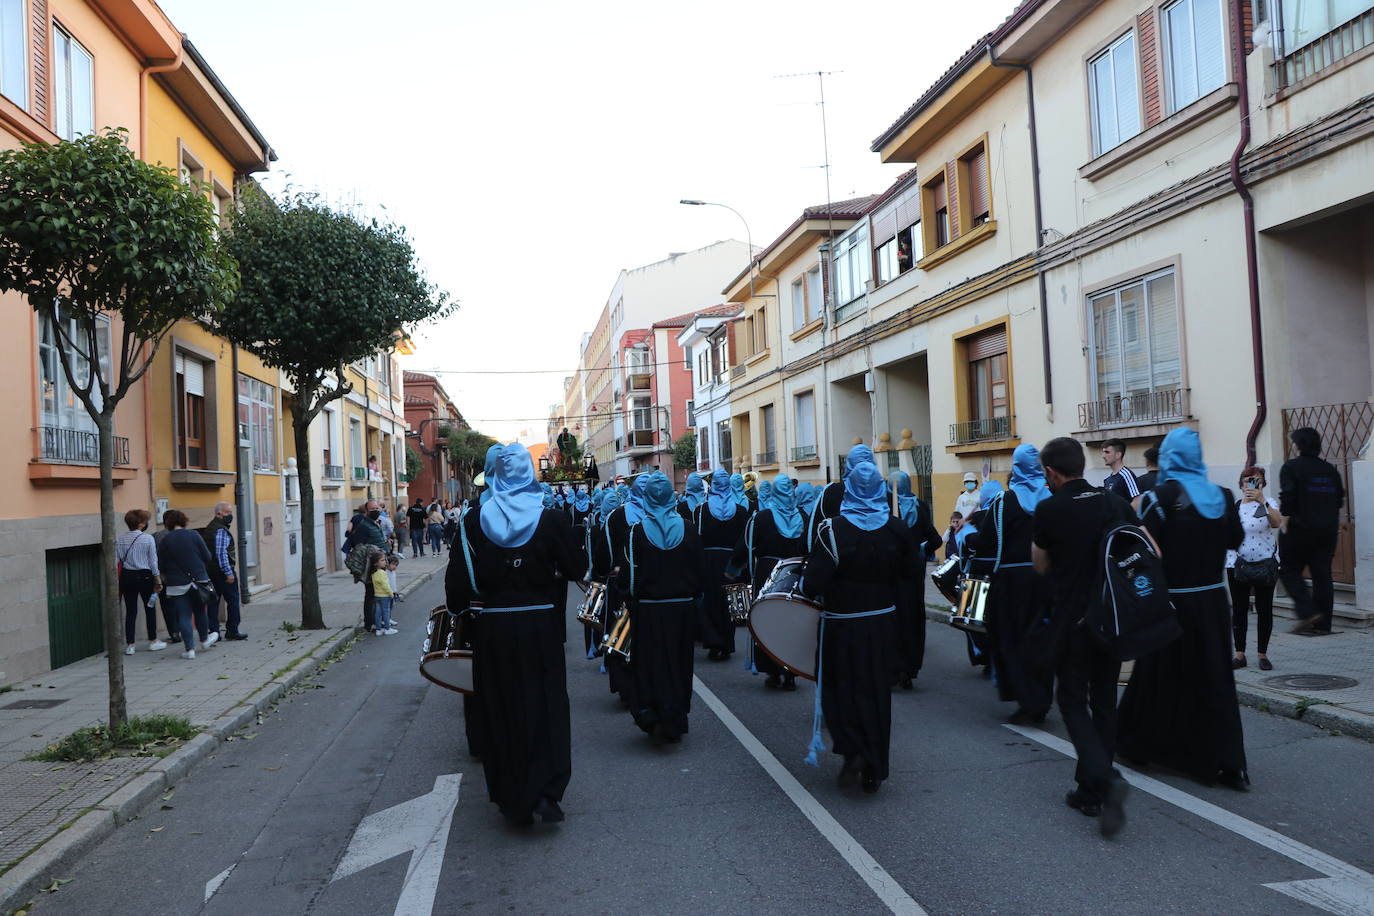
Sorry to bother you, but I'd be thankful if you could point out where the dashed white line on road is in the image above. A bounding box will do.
[1007,724,1374,916]
[204,862,236,903]
[693,675,926,916]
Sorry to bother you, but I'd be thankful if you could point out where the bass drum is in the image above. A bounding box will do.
[748,557,822,681]
[419,606,474,694]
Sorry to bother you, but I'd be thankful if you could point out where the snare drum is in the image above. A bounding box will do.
[601,606,632,661]
[723,582,753,625]
[577,581,607,630]
[419,606,475,694]
[931,555,962,605]
[949,577,992,634]
[748,557,822,680]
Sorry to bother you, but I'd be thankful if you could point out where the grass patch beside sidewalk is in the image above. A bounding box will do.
[24,715,197,763]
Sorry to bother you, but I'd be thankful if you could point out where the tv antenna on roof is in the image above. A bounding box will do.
[773,70,842,229]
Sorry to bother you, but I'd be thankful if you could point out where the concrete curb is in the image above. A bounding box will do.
[0,566,441,914]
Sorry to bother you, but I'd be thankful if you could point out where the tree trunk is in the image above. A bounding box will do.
[98,411,128,728]
[294,412,325,629]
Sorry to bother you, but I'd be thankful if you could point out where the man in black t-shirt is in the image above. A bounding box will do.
[1101,438,1139,500]
[1032,437,1138,838]
[1281,427,1346,634]
[406,498,428,557]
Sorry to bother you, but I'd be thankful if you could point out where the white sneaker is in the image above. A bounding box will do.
[181,649,196,660]
[384,627,398,635]
[204,632,220,648]
[148,640,168,651]
[124,644,136,656]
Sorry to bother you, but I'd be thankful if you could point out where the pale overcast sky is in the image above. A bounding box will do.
[157,0,1017,442]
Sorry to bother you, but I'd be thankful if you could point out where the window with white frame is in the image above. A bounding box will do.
[1088,31,1141,156]
[38,310,109,435]
[322,407,341,473]
[698,426,710,464]
[1,0,28,110]
[685,399,695,427]
[52,23,93,141]
[760,404,776,461]
[1163,0,1227,113]
[631,396,652,431]
[682,344,691,371]
[793,391,816,458]
[831,226,870,307]
[1088,268,1182,405]
[791,264,824,330]
[717,419,732,467]
[238,375,277,472]
[1280,0,1374,54]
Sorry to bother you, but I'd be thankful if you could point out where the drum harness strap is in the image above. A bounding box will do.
[990,494,1033,571]
[457,517,556,616]
[803,519,898,766]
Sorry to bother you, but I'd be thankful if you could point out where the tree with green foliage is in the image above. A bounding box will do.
[447,428,499,491]
[672,429,697,471]
[214,188,452,628]
[0,130,237,727]
[405,442,423,481]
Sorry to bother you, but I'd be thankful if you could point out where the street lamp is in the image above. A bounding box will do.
[680,199,755,298]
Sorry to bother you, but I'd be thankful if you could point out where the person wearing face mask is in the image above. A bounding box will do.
[344,500,388,633]
[954,471,982,522]
[201,502,245,641]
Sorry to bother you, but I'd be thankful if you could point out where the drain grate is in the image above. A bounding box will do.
[1,698,69,710]
[1262,674,1358,691]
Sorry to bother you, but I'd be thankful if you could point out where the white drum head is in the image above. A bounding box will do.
[748,596,819,680]
[420,653,474,694]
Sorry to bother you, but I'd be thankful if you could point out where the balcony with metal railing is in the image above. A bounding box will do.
[790,444,818,463]
[1077,387,1190,432]
[323,464,344,479]
[949,416,1015,447]
[756,451,778,467]
[1274,6,1374,90]
[35,426,130,466]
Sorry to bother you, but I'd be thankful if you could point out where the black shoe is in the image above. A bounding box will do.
[534,798,565,823]
[1100,778,1129,838]
[1065,788,1101,817]
[899,677,913,691]
[225,632,248,641]
[782,674,797,692]
[764,675,781,689]
[861,769,880,794]
[838,755,862,789]
[168,634,182,644]
[1008,708,1046,726]
[1217,770,1250,792]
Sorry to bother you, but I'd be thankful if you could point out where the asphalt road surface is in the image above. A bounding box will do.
[31,574,1374,915]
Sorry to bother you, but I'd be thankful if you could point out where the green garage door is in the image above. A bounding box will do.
[47,546,105,669]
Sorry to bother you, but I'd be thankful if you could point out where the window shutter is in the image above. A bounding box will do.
[945,161,961,239]
[183,356,205,397]
[31,0,48,120]
[870,200,898,248]
[968,148,989,220]
[932,177,947,211]
[967,326,1008,361]
[894,185,920,230]
[1139,11,1162,127]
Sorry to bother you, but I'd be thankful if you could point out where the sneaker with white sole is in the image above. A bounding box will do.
[203,632,220,648]
[124,644,136,655]
[384,627,398,635]
[148,640,168,651]
[181,649,196,660]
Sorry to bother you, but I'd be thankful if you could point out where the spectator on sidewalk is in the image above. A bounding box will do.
[371,553,396,635]
[377,503,397,554]
[1228,467,1282,671]
[1135,445,1161,494]
[201,502,246,641]
[158,509,217,660]
[427,503,446,555]
[386,555,402,606]
[1282,427,1346,635]
[1102,438,1140,500]
[407,498,428,557]
[344,500,388,632]
[117,509,165,655]
[954,472,981,521]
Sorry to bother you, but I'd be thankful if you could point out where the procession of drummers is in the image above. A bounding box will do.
[446,426,1276,836]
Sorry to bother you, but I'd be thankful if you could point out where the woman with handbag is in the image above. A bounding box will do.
[156,509,217,660]
[1228,466,1282,671]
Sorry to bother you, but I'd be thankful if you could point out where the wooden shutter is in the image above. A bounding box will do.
[932,176,947,211]
[894,185,920,230]
[968,147,989,221]
[31,0,48,121]
[1138,11,1162,128]
[945,162,961,240]
[967,326,1008,361]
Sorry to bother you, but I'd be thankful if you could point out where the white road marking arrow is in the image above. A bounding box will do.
[1008,725,1374,915]
[204,862,236,903]
[330,773,463,916]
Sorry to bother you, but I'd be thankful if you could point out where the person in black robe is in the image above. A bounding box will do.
[1118,429,1248,788]
[888,471,943,689]
[800,456,917,793]
[729,474,807,690]
[446,443,586,825]
[967,446,1055,722]
[696,468,749,660]
[806,480,843,552]
[593,483,643,700]
[615,471,704,742]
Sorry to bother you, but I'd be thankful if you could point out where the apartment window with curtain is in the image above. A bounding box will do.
[175,352,210,469]
[1089,31,1141,156]
[52,23,93,141]
[831,226,870,308]
[1279,0,1374,54]
[1162,0,1226,112]
[38,311,109,438]
[963,327,1011,441]
[238,375,277,472]
[1088,268,1182,408]
[1,0,28,110]
[788,265,824,327]
[793,391,816,460]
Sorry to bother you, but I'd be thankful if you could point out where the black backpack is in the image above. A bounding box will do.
[1085,491,1178,661]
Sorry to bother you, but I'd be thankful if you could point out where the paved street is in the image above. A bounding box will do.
[21,574,1374,916]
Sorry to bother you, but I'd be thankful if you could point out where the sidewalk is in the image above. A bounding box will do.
[0,555,446,911]
[1230,622,1374,740]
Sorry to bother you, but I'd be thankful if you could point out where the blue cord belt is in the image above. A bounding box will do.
[806,605,895,767]
[1168,582,1226,594]
[479,603,555,614]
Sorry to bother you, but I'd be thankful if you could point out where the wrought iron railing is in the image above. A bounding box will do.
[1078,388,1189,430]
[949,416,1015,446]
[398,472,413,483]
[323,464,344,479]
[730,365,745,381]
[351,466,367,481]
[36,426,130,466]
[756,451,777,465]
[1275,7,1374,89]
[911,443,933,477]
[791,444,818,462]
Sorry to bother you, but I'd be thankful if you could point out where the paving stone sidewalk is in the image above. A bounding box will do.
[0,555,446,899]
[1230,619,1374,739]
